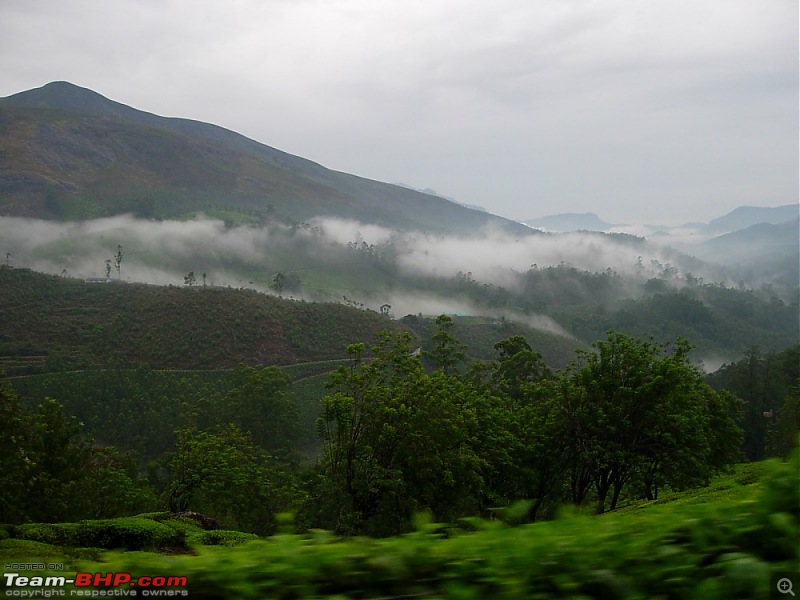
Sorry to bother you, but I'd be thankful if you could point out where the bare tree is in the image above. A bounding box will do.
[114,245,124,279]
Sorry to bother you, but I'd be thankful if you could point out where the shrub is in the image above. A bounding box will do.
[71,455,797,599]
[15,518,185,551]
[195,530,258,546]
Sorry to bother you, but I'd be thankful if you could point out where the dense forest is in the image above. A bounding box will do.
[4,312,797,537]
[0,263,797,597]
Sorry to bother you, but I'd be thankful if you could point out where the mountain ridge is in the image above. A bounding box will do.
[522,212,615,232]
[703,204,798,233]
[0,81,528,235]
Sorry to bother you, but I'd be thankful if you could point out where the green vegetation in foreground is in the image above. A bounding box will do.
[0,457,796,599]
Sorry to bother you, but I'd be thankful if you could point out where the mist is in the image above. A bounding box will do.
[0,214,738,327]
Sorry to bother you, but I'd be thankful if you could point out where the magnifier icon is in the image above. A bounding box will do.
[778,578,795,596]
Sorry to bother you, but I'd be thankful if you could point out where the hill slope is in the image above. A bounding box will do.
[0,81,529,234]
[0,267,403,371]
[0,267,582,374]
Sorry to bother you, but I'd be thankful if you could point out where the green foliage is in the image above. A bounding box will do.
[23,456,792,599]
[0,267,405,373]
[11,366,313,465]
[165,425,300,535]
[559,332,743,513]
[13,518,185,551]
[194,529,258,546]
[423,314,467,374]
[0,379,153,524]
[316,332,484,535]
[707,344,800,460]
[221,366,299,457]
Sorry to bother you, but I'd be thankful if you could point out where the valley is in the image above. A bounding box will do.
[0,80,797,598]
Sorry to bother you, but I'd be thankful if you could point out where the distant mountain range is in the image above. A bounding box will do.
[524,205,798,286]
[682,218,799,286]
[522,213,615,232]
[0,81,524,235]
[525,205,798,235]
[702,204,798,233]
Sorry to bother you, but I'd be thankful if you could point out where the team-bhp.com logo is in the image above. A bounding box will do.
[4,571,188,597]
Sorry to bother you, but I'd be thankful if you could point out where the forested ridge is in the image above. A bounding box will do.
[3,314,797,535]
[0,266,585,373]
[1,266,798,597]
[1,262,797,376]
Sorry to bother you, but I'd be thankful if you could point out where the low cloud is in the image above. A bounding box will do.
[0,214,730,311]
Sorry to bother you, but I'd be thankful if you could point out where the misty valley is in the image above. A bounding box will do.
[0,81,797,597]
[0,232,797,595]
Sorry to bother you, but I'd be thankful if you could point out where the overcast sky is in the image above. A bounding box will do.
[1,0,797,225]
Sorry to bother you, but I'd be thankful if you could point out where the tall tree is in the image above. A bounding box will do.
[317,331,483,535]
[560,332,741,513]
[0,379,31,522]
[114,244,124,279]
[424,315,467,375]
[466,335,563,520]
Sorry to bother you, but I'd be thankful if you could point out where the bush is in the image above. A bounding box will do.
[15,518,185,551]
[72,455,797,599]
[195,530,258,546]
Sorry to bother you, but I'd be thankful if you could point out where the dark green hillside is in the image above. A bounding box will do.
[0,82,530,235]
[0,267,404,372]
[0,267,581,375]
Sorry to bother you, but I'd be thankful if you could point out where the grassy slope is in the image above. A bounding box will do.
[1,458,796,599]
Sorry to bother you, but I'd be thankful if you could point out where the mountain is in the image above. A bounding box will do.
[522,212,614,232]
[703,204,798,234]
[683,219,800,286]
[0,81,527,234]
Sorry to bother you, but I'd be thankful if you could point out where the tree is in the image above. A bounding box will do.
[105,259,112,279]
[559,332,741,513]
[24,398,95,521]
[272,272,301,295]
[272,272,286,294]
[184,271,196,286]
[489,336,551,403]
[465,336,563,520]
[0,378,31,522]
[221,366,299,458]
[707,344,798,461]
[114,245,123,279]
[767,383,800,458]
[0,377,155,523]
[317,332,483,535]
[80,447,157,519]
[424,315,466,375]
[167,425,291,534]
